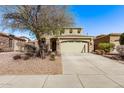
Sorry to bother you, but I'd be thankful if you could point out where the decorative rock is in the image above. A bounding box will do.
[50,52,55,61]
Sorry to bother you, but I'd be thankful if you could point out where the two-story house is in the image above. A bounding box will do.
[50,28,94,54]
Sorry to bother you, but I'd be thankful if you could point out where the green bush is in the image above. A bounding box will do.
[98,43,115,53]
[119,33,124,45]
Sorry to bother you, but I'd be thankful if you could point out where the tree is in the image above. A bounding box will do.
[98,43,115,53]
[1,5,73,58]
[119,33,124,45]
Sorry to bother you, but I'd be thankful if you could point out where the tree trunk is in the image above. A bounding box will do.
[37,38,46,59]
[35,32,49,59]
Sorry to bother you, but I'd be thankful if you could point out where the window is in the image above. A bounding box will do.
[70,29,72,33]
[77,29,81,34]
[9,39,12,48]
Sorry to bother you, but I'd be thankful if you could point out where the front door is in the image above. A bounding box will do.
[50,38,57,52]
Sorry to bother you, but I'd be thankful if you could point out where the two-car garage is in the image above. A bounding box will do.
[60,41,89,54]
[50,35,93,54]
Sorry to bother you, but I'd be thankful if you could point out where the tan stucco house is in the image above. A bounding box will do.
[0,32,26,52]
[50,28,94,54]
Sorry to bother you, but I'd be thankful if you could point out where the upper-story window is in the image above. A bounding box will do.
[69,29,73,34]
[77,29,81,34]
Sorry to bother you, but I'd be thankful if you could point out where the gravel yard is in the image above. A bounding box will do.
[0,52,62,75]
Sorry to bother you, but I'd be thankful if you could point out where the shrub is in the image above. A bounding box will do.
[116,45,124,58]
[119,33,124,45]
[24,44,36,53]
[98,43,115,53]
[13,55,21,60]
[50,52,55,61]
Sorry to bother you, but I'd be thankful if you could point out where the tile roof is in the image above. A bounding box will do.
[0,32,26,41]
[95,33,122,40]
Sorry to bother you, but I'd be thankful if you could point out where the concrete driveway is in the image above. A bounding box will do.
[1,53,124,88]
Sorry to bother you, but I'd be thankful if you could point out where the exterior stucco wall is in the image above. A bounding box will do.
[110,35,120,46]
[13,39,25,52]
[0,35,10,48]
[110,35,120,53]
[0,35,13,51]
[62,28,82,35]
[62,29,70,35]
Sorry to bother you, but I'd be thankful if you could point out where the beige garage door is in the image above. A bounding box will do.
[60,41,88,54]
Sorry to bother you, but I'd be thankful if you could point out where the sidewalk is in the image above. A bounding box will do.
[1,53,124,88]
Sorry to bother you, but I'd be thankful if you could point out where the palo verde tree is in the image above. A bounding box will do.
[2,5,73,40]
[1,5,74,57]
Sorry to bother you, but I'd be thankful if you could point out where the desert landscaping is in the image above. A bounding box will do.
[0,52,62,75]
[0,5,124,88]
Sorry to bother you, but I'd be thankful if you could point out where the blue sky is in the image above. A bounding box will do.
[69,5,124,36]
[0,5,124,39]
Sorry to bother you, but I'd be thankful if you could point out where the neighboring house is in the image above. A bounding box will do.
[94,33,121,53]
[11,36,26,51]
[19,36,36,47]
[0,33,13,51]
[50,28,94,54]
[0,32,26,52]
[26,41,35,46]
[19,36,31,42]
